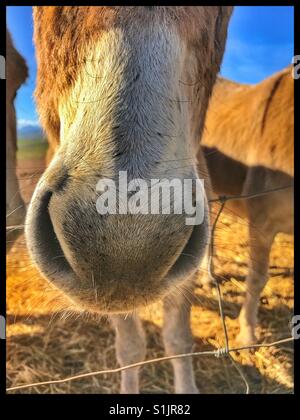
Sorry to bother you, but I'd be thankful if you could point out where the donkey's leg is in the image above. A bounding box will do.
[110,314,146,394]
[237,223,275,346]
[162,291,198,394]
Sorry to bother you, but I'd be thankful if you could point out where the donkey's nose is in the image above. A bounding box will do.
[26,159,209,313]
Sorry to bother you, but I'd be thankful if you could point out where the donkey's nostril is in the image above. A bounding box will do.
[53,172,70,193]
[25,188,72,276]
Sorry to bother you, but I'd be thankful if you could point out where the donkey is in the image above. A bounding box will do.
[25,6,233,393]
[201,67,294,346]
[6,29,28,251]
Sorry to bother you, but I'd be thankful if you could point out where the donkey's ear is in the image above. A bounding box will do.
[6,29,28,89]
[214,6,234,66]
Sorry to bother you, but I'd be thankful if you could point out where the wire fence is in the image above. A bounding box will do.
[6,184,294,394]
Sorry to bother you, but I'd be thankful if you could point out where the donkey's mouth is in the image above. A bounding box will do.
[26,184,209,314]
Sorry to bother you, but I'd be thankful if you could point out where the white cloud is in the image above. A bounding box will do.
[17,118,40,129]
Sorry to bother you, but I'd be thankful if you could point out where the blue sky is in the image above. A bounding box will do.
[7,6,294,128]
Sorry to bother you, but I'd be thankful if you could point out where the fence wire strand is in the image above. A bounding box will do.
[6,184,294,393]
[6,337,293,392]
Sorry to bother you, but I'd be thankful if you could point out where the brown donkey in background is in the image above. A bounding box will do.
[201,66,294,346]
[6,29,28,251]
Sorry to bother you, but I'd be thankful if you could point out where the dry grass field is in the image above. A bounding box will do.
[6,153,294,394]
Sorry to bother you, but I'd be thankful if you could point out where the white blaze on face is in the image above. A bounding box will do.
[58,24,199,180]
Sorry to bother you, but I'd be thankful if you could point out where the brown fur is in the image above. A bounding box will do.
[202,67,294,177]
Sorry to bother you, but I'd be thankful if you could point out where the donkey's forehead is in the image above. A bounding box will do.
[33,6,226,94]
[34,6,222,42]
[33,6,232,145]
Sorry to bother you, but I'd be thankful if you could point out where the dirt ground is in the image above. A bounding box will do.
[6,156,294,394]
